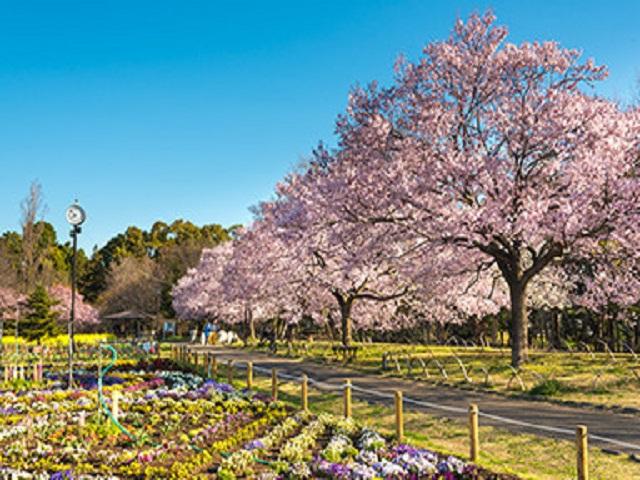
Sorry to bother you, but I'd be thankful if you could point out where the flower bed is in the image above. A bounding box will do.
[0,359,517,479]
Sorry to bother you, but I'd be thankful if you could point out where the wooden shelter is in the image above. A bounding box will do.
[101,310,157,338]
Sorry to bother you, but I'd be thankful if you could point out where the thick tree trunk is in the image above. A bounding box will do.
[339,297,353,347]
[244,307,256,344]
[270,318,278,353]
[489,315,498,346]
[332,291,354,348]
[509,281,528,368]
[248,316,256,342]
[326,313,336,341]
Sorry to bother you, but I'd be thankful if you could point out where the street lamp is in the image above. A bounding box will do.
[65,201,86,388]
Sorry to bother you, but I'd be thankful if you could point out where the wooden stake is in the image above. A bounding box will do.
[212,355,218,379]
[271,368,278,401]
[344,379,352,418]
[302,374,309,412]
[32,363,38,383]
[395,390,404,442]
[3,365,8,383]
[577,425,589,480]
[112,390,121,421]
[469,403,479,462]
[227,360,234,386]
[247,361,253,390]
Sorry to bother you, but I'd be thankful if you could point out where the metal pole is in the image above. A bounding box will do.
[68,226,79,389]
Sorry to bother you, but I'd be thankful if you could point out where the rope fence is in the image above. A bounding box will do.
[174,346,640,480]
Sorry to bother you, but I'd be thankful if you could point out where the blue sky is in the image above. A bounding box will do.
[0,0,638,251]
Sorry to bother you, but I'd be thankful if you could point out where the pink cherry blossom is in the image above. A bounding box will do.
[48,284,99,325]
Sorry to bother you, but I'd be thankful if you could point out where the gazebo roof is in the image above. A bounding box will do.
[101,310,155,321]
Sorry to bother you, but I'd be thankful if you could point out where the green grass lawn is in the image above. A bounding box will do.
[242,340,640,411]
[218,362,640,480]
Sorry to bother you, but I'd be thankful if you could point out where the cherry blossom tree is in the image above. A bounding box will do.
[267,157,415,348]
[48,284,99,328]
[0,287,24,347]
[331,12,640,366]
[172,13,640,367]
[172,242,235,322]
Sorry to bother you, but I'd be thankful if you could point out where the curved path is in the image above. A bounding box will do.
[190,345,640,455]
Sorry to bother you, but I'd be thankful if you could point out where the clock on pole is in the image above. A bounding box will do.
[65,203,86,226]
[65,200,86,389]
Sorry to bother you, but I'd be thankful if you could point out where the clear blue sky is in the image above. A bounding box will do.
[0,0,638,251]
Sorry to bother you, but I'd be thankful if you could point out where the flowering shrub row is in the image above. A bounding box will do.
[1,359,516,479]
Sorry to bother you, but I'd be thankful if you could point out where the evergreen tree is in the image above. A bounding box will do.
[22,285,59,343]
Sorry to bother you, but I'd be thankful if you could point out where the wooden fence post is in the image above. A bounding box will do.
[395,390,404,442]
[577,425,589,480]
[469,403,479,462]
[227,360,234,386]
[272,368,278,401]
[247,361,253,390]
[344,379,352,418]
[302,374,309,412]
[212,355,218,379]
[112,390,121,421]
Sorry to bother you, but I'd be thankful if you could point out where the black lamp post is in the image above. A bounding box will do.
[65,202,86,388]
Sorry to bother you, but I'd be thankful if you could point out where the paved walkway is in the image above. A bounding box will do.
[190,345,640,455]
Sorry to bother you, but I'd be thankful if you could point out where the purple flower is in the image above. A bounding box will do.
[50,470,73,480]
[245,439,265,450]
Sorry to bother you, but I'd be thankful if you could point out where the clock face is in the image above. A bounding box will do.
[66,205,86,226]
